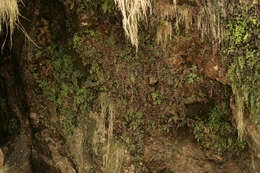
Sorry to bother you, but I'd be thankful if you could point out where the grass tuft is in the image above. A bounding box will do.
[154,0,236,43]
[0,0,38,51]
[0,0,19,50]
[114,0,151,51]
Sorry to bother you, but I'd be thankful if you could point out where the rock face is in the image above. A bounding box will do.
[31,125,77,173]
[29,93,132,173]
[0,0,259,173]
[3,131,32,173]
[144,131,250,173]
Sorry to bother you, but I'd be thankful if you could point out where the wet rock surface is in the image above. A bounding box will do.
[144,130,250,173]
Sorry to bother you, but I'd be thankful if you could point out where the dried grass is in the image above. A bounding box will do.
[236,94,245,140]
[113,0,237,50]
[90,93,126,173]
[114,0,151,51]
[153,0,236,45]
[0,0,19,49]
[0,149,3,169]
[156,20,172,45]
[0,167,9,173]
[0,0,38,51]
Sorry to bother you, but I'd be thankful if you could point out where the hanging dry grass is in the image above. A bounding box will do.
[114,0,152,50]
[0,149,3,173]
[153,0,236,46]
[156,20,172,45]
[0,0,38,51]
[235,94,245,140]
[0,0,19,49]
[90,93,126,173]
[113,0,237,50]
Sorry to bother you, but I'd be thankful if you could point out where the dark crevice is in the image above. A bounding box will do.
[0,76,20,146]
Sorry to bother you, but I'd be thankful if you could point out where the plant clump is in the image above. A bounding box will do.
[0,0,19,49]
[113,0,238,50]
[114,0,152,50]
[152,0,236,46]
[192,105,248,156]
[224,1,260,139]
[32,44,97,134]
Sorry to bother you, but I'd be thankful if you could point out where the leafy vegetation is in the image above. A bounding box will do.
[1,0,260,172]
[187,65,199,84]
[66,0,116,20]
[224,1,260,138]
[33,44,97,133]
[25,0,255,162]
[193,105,247,156]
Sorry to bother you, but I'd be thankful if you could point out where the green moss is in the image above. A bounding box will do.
[151,91,162,105]
[193,105,248,156]
[224,2,260,135]
[187,65,199,84]
[69,0,116,17]
[34,44,97,134]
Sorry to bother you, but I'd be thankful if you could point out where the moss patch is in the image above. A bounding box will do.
[192,104,248,157]
[223,1,260,137]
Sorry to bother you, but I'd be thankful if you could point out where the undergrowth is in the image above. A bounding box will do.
[31,2,256,162]
[33,44,97,134]
[192,104,247,156]
[223,1,260,138]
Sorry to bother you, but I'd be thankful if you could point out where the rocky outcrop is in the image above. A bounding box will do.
[2,131,32,173]
[144,131,250,173]
[0,0,258,173]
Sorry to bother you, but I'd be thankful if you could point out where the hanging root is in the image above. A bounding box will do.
[0,0,19,50]
[0,0,38,51]
[114,0,151,51]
